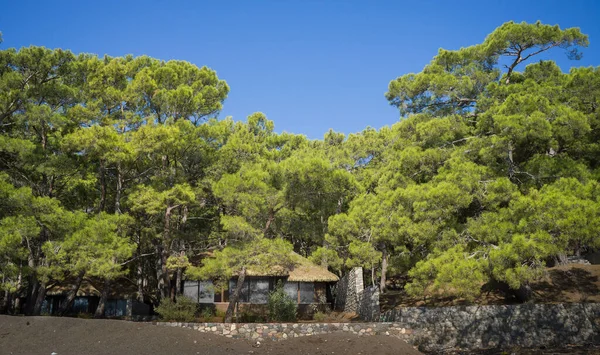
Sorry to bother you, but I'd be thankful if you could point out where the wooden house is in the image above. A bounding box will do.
[183,252,339,317]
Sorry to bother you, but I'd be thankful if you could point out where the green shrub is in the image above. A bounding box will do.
[239,310,266,323]
[200,307,214,320]
[313,311,326,322]
[155,296,197,322]
[215,308,226,318]
[268,280,297,322]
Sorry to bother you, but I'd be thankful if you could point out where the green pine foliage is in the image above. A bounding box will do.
[1,20,599,313]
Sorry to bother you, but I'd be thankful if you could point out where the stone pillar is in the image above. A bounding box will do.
[335,267,365,313]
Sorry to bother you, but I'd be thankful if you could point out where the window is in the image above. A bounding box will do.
[284,281,298,302]
[228,277,271,303]
[105,299,127,317]
[72,297,89,313]
[248,278,269,304]
[198,281,214,303]
[228,279,249,303]
[299,282,315,304]
[183,281,200,302]
[184,281,215,303]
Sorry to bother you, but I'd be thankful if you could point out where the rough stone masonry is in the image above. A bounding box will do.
[157,302,600,352]
[156,321,409,342]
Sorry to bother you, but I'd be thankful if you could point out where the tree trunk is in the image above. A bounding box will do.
[263,212,275,237]
[12,294,20,315]
[114,163,122,214]
[507,141,515,179]
[12,266,22,314]
[155,243,166,301]
[262,207,281,237]
[371,266,376,287]
[555,253,569,266]
[24,278,38,315]
[24,253,38,315]
[58,270,85,315]
[161,246,170,300]
[175,267,183,297]
[136,234,145,303]
[1,290,10,314]
[32,281,47,316]
[380,246,388,293]
[94,279,111,318]
[159,205,177,300]
[99,159,106,212]
[224,267,246,323]
[137,261,144,303]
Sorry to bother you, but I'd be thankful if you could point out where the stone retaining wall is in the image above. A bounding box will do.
[157,303,600,352]
[357,286,380,321]
[156,321,406,342]
[380,303,600,352]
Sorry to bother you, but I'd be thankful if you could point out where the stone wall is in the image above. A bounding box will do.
[156,302,600,352]
[380,303,600,352]
[357,285,380,321]
[156,321,405,342]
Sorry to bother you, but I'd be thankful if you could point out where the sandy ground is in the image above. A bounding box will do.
[0,315,422,355]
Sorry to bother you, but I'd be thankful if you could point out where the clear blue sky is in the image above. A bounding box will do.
[2,0,599,139]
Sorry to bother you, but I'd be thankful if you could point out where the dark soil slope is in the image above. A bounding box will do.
[0,315,421,355]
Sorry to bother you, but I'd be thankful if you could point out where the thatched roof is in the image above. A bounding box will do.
[245,252,339,282]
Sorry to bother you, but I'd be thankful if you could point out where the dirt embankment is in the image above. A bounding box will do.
[382,264,600,309]
[0,315,422,355]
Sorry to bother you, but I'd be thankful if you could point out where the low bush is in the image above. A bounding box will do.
[155,296,197,322]
[239,310,266,323]
[313,311,327,322]
[215,308,226,318]
[200,307,214,320]
[268,280,297,321]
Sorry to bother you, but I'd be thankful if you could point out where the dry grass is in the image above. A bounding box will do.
[246,252,339,282]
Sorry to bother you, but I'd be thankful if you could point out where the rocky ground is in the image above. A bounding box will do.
[0,315,422,355]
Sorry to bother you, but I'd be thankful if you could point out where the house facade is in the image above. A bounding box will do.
[41,279,151,318]
[183,253,339,317]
